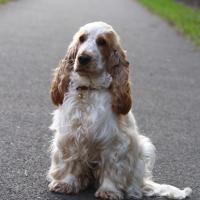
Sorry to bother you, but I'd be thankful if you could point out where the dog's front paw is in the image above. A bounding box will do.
[49,175,81,194]
[95,189,123,200]
[49,181,75,194]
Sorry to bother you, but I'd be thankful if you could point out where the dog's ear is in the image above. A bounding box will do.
[50,42,78,106]
[108,47,132,115]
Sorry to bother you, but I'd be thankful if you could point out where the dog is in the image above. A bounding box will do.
[48,22,192,199]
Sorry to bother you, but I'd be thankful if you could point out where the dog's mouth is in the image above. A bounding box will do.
[75,67,91,75]
[74,65,103,77]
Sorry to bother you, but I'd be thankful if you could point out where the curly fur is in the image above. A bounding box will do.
[48,22,192,199]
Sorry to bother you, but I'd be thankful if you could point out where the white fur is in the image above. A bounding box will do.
[49,22,192,199]
[74,22,116,72]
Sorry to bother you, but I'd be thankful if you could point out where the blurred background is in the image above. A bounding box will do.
[0,0,199,200]
[177,0,200,7]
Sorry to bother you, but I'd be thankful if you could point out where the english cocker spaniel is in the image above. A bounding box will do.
[48,22,192,199]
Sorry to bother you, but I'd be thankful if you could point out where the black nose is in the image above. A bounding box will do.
[78,55,92,65]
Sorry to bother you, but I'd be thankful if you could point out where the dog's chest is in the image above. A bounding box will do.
[58,90,117,140]
[51,89,119,165]
[58,90,117,163]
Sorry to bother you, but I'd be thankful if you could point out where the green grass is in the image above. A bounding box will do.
[0,0,9,3]
[139,0,200,46]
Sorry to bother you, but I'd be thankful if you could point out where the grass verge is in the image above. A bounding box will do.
[139,0,200,46]
[0,0,9,4]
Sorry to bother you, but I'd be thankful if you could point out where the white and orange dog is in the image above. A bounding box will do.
[48,22,192,199]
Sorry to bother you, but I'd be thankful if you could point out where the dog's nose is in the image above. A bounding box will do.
[78,55,92,65]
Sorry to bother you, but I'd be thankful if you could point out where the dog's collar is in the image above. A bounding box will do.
[76,85,100,99]
[76,85,97,91]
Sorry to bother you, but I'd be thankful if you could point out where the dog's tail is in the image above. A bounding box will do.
[138,135,192,199]
[143,179,192,199]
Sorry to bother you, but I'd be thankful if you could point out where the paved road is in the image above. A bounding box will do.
[0,0,200,199]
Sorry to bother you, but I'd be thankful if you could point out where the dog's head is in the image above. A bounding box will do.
[50,22,132,114]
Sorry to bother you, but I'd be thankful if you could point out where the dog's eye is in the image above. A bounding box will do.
[96,38,107,46]
[79,35,86,43]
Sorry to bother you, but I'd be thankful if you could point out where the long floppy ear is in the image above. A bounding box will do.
[108,47,132,115]
[50,41,78,106]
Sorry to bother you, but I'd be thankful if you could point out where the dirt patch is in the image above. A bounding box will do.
[176,0,200,9]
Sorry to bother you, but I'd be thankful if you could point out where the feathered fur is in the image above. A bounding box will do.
[48,22,192,199]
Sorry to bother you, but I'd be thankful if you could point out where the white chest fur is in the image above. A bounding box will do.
[50,72,118,145]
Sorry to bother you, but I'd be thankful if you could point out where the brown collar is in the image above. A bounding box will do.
[76,86,97,91]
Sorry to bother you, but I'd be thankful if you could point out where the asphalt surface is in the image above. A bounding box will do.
[0,0,200,199]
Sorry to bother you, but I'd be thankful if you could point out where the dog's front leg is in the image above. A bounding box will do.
[48,147,90,194]
[95,151,124,200]
[95,177,124,200]
[48,154,81,194]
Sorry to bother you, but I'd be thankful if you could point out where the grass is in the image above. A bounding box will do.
[0,0,9,4]
[139,0,200,46]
